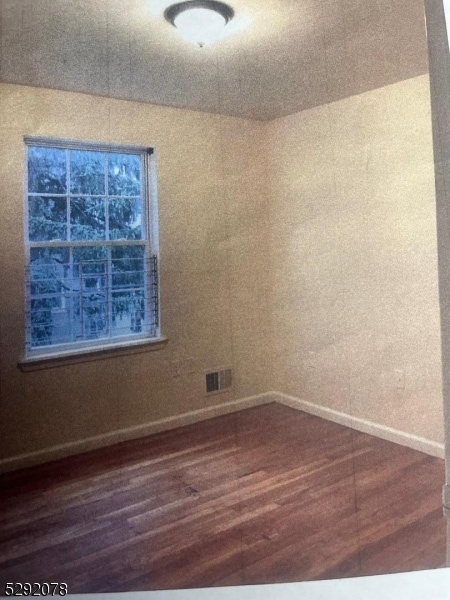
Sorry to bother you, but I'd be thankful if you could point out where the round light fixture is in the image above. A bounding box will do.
[165,1,234,47]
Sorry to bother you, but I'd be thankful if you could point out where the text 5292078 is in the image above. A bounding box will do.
[4,584,67,596]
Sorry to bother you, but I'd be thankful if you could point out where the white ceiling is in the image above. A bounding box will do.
[0,0,429,120]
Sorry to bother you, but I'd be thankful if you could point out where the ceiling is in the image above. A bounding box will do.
[0,0,429,120]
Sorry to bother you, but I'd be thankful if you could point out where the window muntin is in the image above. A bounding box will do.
[25,139,158,356]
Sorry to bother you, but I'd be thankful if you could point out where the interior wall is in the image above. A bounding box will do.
[266,74,444,443]
[0,82,271,463]
[0,71,444,466]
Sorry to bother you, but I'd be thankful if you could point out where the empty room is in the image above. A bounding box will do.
[0,0,448,594]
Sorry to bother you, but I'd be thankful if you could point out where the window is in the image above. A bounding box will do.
[24,138,159,359]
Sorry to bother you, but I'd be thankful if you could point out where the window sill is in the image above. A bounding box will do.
[18,336,169,372]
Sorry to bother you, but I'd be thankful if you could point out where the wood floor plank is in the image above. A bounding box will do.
[0,403,446,592]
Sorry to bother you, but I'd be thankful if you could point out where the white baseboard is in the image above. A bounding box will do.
[0,390,444,473]
[272,391,445,459]
[0,392,273,474]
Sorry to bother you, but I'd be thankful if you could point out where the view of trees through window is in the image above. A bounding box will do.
[26,142,158,352]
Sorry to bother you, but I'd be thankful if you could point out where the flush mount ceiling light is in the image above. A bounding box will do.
[165,0,234,47]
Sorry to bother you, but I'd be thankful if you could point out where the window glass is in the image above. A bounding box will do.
[70,150,105,195]
[108,197,142,240]
[28,197,67,242]
[28,147,66,194]
[108,153,141,196]
[25,141,158,355]
[70,197,106,240]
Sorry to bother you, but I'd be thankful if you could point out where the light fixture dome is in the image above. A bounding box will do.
[165,1,234,47]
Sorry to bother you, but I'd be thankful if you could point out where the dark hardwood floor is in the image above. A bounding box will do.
[0,403,446,592]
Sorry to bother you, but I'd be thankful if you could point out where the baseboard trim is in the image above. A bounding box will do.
[0,390,444,473]
[0,392,273,474]
[272,391,445,459]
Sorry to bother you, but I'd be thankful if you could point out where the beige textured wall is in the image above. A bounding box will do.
[266,74,444,443]
[0,72,443,465]
[0,82,270,461]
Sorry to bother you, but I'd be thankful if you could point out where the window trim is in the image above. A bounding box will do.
[18,336,169,372]
[22,136,162,362]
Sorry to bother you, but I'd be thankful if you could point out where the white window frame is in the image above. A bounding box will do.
[22,136,162,365]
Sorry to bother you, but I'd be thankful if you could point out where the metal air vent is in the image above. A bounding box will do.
[205,368,232,393]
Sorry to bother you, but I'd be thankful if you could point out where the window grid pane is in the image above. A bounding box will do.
[26,249,157,349]
[25,142,157,354]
